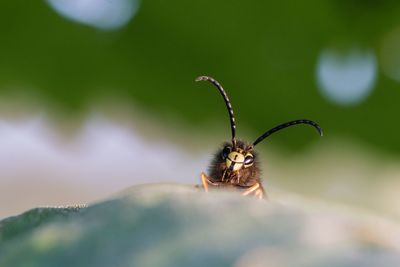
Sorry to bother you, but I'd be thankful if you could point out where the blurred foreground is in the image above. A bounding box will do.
[1,184,400,267]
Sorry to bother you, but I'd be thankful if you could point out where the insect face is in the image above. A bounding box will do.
[222,146,254,171]
[209,140,260,187]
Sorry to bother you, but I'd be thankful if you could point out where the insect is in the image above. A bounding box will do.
[196,75,323,199]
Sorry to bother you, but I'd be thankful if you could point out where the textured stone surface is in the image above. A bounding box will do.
[1,184,400,267]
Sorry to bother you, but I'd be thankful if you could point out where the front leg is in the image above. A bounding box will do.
[201,172,212,192]
[242,182,265,199]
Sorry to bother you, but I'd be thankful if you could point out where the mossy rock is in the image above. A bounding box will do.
[1,184,399,267]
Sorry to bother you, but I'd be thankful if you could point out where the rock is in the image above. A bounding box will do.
[1,184,400,267]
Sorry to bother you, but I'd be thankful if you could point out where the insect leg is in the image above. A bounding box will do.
[201,172,211,192]
[255,188,264,199]
[242,183,260,196]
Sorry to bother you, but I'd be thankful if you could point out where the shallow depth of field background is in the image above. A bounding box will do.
[0,0,399,220]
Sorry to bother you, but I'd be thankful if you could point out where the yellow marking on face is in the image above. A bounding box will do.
[226,151,245,171]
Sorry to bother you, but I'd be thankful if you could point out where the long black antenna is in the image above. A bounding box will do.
[252,119,323,147]
[196,76,237,146]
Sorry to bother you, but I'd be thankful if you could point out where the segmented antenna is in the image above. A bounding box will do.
[252,119,323,147]
[196,75,237,146]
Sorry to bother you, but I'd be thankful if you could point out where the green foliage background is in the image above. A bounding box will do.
[1,0,399,152]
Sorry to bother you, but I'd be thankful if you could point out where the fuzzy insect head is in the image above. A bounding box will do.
[209,140,260,186]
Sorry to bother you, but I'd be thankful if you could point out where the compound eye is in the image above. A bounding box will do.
[221,146,231,159]
[244,154,254,166]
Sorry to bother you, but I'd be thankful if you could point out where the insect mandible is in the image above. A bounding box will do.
[196,75,323,199]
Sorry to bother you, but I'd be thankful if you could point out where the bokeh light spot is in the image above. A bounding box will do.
[316,48,377,106]
[46,0,140,31]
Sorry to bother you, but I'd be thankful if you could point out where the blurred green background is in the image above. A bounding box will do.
[0,0,400,219]
[1,0,400,150]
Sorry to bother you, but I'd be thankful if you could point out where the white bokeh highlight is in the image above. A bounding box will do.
[316,48,377,106]
[47,0,140,30]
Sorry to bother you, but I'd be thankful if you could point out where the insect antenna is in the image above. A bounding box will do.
[196,75,237,146]
[252,119,323,147]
